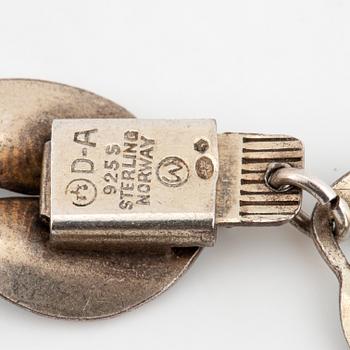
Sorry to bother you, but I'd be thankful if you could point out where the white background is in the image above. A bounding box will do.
[0,0,350,349]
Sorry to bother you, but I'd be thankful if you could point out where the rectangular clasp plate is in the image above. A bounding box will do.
[215,133,304,226]
[43,119,219,249]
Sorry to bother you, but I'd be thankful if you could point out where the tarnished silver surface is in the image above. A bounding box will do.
[0,78,307,320]
[0,198,199,319]
[0,79,133,194]
[268,164,350,240]
[44,119,218,249]
[216,133,304,226]
[312,172,350,347]
[0,79,200,319]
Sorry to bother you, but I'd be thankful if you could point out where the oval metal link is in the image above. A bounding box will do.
[312,197,350,346]
[266,163,350,240]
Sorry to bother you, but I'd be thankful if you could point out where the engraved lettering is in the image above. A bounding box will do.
[140,135,155,148]
[118,130,155,209]
[136,194,150,206]
[124,130,138,142]
[124,142,137,154]
[122,169,135,181]
[73,129,97,147]
[70,129,97,178]
[119,200,133,210]
[122,153,137,168]
[138,158,152,183]
[140,136,155,160]
[71,158,94,173]
[121,182,134,192]
[105,144,121,155]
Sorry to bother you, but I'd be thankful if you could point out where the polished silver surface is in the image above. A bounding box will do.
[45,118,219,249]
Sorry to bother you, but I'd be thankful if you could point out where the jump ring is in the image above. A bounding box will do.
[265,163,350,241]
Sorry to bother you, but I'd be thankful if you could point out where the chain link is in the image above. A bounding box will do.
[265,163,350,241]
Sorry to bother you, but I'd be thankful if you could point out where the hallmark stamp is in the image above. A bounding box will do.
[156,156,189,187]
[195,156,214,180]
[65,178,97,207]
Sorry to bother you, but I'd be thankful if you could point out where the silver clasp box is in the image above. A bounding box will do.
[40,118,303,250]
[41,119,219,249]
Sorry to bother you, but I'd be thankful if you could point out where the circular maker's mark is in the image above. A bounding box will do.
[157,156,189,187]
[65,178,97,206]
